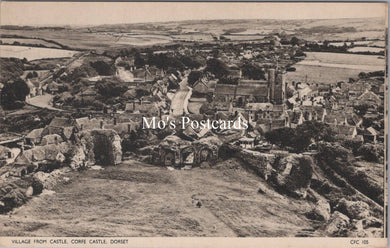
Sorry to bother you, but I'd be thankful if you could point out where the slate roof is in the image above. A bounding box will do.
[26,128,44,139]
[49,117,74,127]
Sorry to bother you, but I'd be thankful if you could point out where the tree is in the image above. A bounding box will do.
[205,58,230,79]
[26,72,34,79]
[188,71,202,86]
[265,127,296,148]
[357,144,382,163]
[95,79,127,98]
[1,79,29,109]
[179,56,203,69]
[134,52,145,68]
[265,121,335,152]
[296,121,335,143]
[241,63,266,80]
[90,61,114,76]
[317,142,349,163]
[290,36,300,46]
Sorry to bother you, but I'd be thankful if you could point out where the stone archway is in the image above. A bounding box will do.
[199,148,212,163]
[93,133,114,166]
[79,129,122,167]
[164,152,175,166]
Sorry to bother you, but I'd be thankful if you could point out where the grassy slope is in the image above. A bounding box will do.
[0,159,321,237]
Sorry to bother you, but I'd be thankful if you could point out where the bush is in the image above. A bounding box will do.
[241,63,266,80]
[265,121,335,152]
[96,79,128,98]
[188,71,203,86]
[357,144,383,162]
[90,61,115,76]
[342,139,363,155]
[205,58,230,79]
[1,79,30,109]
[317,142,349,163]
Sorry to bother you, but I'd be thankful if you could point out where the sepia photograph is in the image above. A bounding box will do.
[0,1,388,246]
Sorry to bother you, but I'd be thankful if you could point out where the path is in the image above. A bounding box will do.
[26,94,63,111]
[170,75,192,116]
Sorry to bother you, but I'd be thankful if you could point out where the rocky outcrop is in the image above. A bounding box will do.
[273,154,313,198]
[0,177,43,214]
[23,142,70,163]
[234,149,276,179]
[69,146,87,170]
[335,198,370,220]
[306,199,331,221]
[325,211,350,236]
[33,169,69,190]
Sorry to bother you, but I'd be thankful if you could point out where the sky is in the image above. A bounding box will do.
[0,2,387,26]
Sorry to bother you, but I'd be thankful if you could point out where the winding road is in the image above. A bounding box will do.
[170,75,192,116]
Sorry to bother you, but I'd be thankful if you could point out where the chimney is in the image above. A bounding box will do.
[114,117,117,125]
[100,120,104,129]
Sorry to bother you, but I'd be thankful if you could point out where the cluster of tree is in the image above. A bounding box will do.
[265,121,335,152]
[316,141,383,205]
[280,36,302,46]
[240,63,266,80]
[306,41,384,56]
[305,42,349,53]
[147,53,185,70]
[358,70,385,79]
[205,58,230,79]
[68,64,98,82]
[0,79,29,109]
[90,61,115,76]
[0,58,25,83]
[26,71,38,79]
[187,71,203,86]
[356,143,383,163]
[95,79,128,98]
[2,40,60,50]
[329,138,384,163]
[0,108,56,133]
[72,97,104,111]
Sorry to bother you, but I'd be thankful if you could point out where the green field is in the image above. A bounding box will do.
[286,52,386,84]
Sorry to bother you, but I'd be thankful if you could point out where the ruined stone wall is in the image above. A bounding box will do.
[234,149,276,179]
[77,129,122,168]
